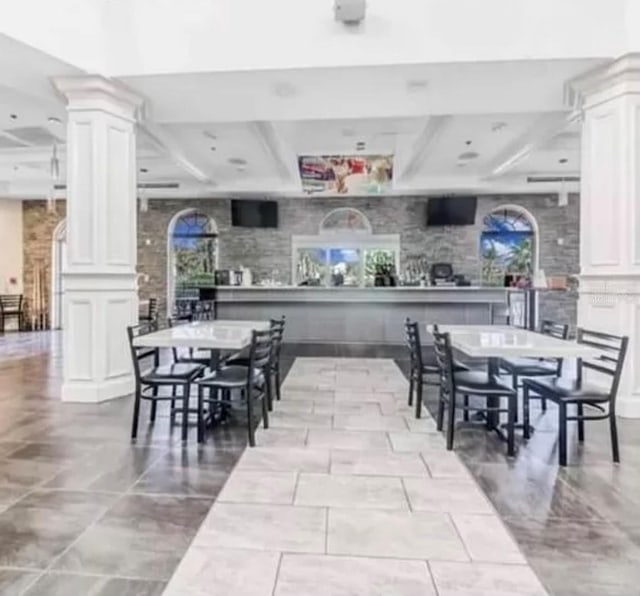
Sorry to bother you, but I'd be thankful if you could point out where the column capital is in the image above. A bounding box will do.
[52,75,144,122]
[567,53,640,111]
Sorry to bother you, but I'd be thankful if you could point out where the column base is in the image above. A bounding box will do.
[61,374,134,403]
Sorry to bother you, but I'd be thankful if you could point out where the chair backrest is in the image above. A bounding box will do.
[0,294,23,313]
[577,328,629,405]
[148,298,158,320]
[192,299,216,321]
[404,319,423,371]
[432,329,456,398]
[127,324,157,383]
[269,316,286,361]
[247,328,275,375]
[540,320,569,340]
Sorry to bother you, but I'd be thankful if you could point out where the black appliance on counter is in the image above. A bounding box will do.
[429,263,454,285]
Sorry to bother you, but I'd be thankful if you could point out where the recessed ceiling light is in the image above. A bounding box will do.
[558,158,568,164]
[140,168,148,173]
[9,114,17,120]
[491,121,507,132]
[458,151,479,160]
[48,116,62,125]
[465,140,472,146]
[210,146,216,152]
[228,157,247,166]
[406,79,429,92]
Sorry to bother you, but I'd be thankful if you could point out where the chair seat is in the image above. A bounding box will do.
[422,360,469,375]
[198,365,264,389]
[454,370,516,396]
[522,377,610,402]
[142,362,204,382]
[500,357,557,376]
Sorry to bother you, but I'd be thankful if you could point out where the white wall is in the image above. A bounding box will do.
[0,199,23,294]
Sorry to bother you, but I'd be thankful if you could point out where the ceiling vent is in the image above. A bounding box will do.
[5,126,62,146]
[53,182,181,191]
[527,175,580,183]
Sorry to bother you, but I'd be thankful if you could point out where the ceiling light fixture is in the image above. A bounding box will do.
[140,167,148,173]
[228,157,248,166]
[9,114,17,120]
[210,146,216,152]
[558,158,568,164]
[48,116,62,125]
[406,79,429,93]
[458,151,479,160]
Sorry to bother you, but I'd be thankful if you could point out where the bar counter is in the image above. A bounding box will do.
[216,286,507,345]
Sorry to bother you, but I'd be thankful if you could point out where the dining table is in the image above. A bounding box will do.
[426,324,601,438]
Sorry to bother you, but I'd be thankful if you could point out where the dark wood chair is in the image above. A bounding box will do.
[127,324,206,442]
[405,319,469,419]
[431,326,518,456]
[522,328,628,466]
[196,328,273,446]
[0,294,25,333]
[499,320,570,412]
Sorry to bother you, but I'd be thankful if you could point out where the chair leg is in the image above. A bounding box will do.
[610,414,620,463]
[507,397,516,457]
[170,385,176,414]
[246,388,256,447]
[197,385,205,444]
[436,388,445,431]
[558,402,568,466]
[522,385,531,440]
[261,387,269,429]
[512,374,519,423]
[577,403,585,442]
[462,395,469,421]
[446,392,456,450]
[275,365,282,401]
[131,390,142,441]
[408,373,414,407]
[541,396,547,412]
[181,384,190,442]
[415,379,423,419]
[150,386,158,422]
[265,371,273,412]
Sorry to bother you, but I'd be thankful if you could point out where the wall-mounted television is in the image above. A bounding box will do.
[231,200,279,228]
[426,196,478,226]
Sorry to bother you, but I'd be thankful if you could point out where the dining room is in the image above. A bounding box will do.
[2,2,640,595]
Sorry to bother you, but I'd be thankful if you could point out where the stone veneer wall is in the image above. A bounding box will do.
[22,193,579,329]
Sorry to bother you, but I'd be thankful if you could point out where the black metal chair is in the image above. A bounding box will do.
[431,326,518,456]
[127,324,206,442]
[499,320,570,412]
[522,328,628,466]
[139,298,158,324]
[0,294,25,333]
[405,319,469,419]
[196,328,273,446]
[225,317,286,410]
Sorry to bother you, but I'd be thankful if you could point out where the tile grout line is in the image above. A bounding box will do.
[424,560,442,596]
[269,552,284,596]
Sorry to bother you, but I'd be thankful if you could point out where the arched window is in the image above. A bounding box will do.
[320,208,372,233]
[167,210,218,310]
[480,206,537,286]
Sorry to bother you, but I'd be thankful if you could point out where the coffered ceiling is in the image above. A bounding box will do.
[0,30,598,200]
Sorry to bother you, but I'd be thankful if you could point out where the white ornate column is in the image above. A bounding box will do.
[569,54,640,417]
[53,76,143,402]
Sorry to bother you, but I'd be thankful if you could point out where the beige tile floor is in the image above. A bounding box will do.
[163,358,548,596]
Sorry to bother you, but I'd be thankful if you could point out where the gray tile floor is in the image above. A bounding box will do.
[0,332,254,595]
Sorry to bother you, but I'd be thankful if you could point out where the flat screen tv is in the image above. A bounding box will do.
[426,196,477,226]
[231,200,279,228]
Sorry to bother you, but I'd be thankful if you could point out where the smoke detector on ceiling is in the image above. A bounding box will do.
[334,0,366,24]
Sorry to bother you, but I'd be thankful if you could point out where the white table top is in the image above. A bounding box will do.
[133,320,270,351]
[427,324,600,359]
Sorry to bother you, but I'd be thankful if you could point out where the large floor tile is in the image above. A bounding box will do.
[296,472,408,510]
[164,546,280,596]
[218,470,297,504]
[388,431,447,452]
[452,513,527,564]
[403,477,493,514]
[236,447,330,473]
[421,451,472,478]
[332,414,408,431]
[429,561,548,596]
[23,573,166,596]
[195,503,326,553]
[254,428,308,447]
[314,402,382,416]
[0,458,64,488]
[131,462,230,497]
[269,411,333,429]
[0,569,40,596]
[275,554,436,596]
[330,450,428,476]
[306,429,390,450]
[327,508,468,561]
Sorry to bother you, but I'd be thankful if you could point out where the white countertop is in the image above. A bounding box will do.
[133,320,270,351]
[428,324,600,359]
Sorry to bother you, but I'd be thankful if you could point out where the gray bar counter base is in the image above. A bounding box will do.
[216,286,507,344]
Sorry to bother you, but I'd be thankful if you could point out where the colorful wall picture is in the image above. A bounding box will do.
[298,155,394,195]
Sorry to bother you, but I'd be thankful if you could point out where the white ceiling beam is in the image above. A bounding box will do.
[249,121,299,185]
[485,111,581,179]
[397,116,452,182]
[138,120,213,185]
